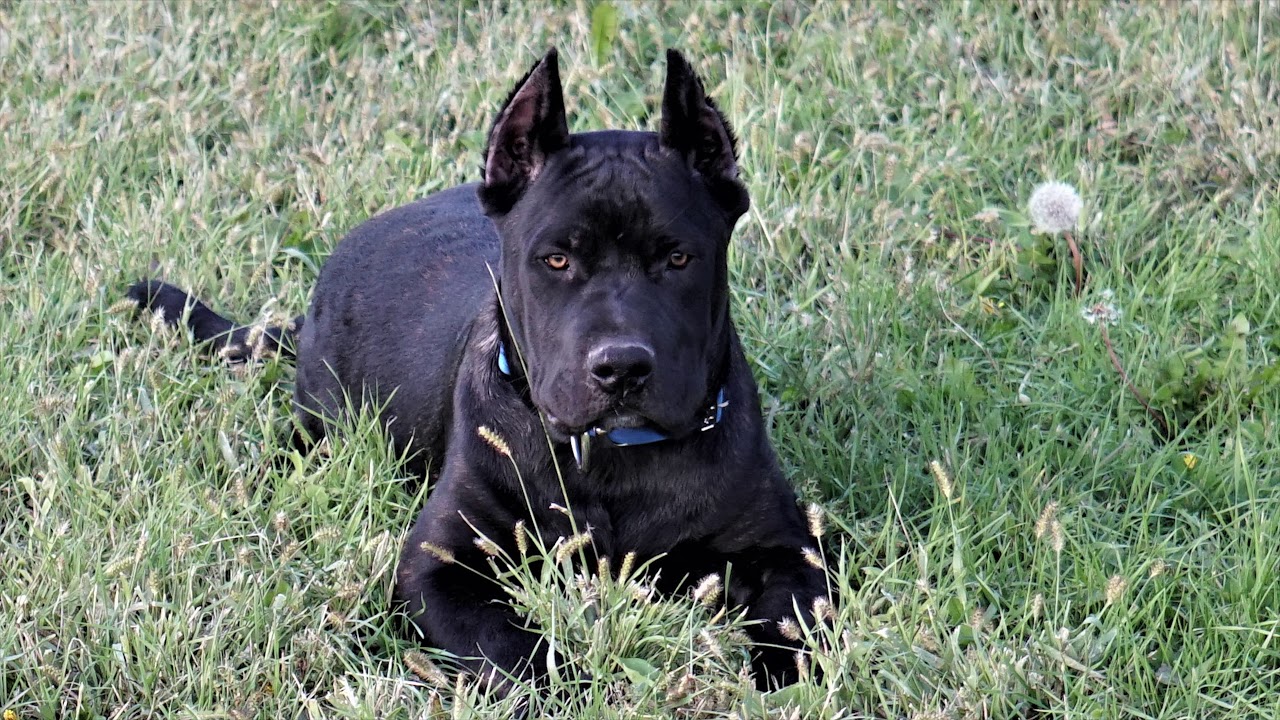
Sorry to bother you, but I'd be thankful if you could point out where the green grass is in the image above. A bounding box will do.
[3,1,1279,717]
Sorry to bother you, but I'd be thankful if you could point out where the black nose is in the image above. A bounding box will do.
[587,342,654,395]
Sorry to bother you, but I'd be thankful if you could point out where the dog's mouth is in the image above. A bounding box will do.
[542,410,661,442]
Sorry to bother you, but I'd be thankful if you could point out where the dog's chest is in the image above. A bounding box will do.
[567,458,721,558]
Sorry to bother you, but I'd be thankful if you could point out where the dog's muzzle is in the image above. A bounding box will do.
[497,342,728,471]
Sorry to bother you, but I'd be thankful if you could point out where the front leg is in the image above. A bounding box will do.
[393,482,550,687]
[711,491,830,689]
[395,552,547,685]
[733,545,828,688]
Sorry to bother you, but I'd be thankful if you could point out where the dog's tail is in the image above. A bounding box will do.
[126,279,304,363]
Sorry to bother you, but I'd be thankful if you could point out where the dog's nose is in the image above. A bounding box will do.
[587,342,654,395]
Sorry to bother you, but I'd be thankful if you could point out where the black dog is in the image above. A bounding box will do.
[130,49,827,690]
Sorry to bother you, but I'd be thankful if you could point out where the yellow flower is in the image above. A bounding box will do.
[1182,453,1198,470]
[6,709,18,720]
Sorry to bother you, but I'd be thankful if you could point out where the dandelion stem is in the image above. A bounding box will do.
[1099,323,1171,438]
[1065,231,1084,296]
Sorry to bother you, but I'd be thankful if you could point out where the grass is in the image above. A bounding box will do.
[2,1,1279,717]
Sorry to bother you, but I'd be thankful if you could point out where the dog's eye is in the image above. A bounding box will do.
[668,251,690,269]
[544,254,570,271]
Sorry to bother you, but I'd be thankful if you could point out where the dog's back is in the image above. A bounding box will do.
[293,184,496,466]
[293,184,498,469]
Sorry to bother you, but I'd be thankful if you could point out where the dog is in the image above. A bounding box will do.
[130,48,828,691]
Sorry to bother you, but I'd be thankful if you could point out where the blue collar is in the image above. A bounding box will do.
[497,342,728,469]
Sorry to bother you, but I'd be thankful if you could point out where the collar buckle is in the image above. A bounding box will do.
[700,387,729,432]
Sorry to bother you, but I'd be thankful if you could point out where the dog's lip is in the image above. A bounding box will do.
[591,412,651,432]
[543,410,659,437]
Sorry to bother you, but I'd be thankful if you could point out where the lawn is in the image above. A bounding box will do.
[3,1,1279,718]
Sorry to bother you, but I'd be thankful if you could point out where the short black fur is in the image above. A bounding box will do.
[128,48,828,692]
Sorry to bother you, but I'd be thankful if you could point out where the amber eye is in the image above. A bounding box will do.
[668,251,690,269]
[544,254,569,270]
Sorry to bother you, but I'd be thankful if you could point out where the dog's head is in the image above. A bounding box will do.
[478,49,749,442]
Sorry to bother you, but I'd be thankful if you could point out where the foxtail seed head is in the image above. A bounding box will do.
[692,573,722,607]
[477,425,512,458]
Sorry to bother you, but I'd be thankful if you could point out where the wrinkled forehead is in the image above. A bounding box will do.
[512,132,728,248]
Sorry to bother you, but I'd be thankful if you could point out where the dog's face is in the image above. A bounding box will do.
[479,50,749,441]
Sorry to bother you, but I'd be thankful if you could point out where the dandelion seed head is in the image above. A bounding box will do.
[1081,291,1122,325]
[1028,181,1082,234]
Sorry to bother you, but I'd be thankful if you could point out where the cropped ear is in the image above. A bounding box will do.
[479,48,570,215]
[659,49,749,219]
